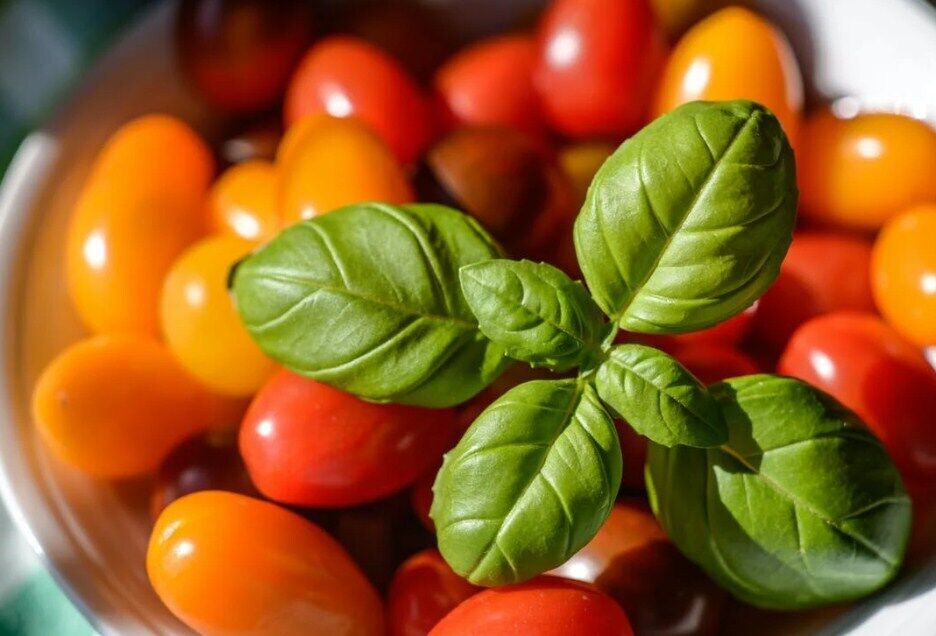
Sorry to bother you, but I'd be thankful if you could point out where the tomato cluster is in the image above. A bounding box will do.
[30,0,936,633]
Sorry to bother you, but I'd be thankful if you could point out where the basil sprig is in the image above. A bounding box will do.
[233,101,912,606]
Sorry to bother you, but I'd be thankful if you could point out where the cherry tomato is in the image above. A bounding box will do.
[410,465,437,532]
[176,0,313,113]
[148,491,384,636]
[429,576,633,636]
[558,142,616,206]
[653,7,803,144]
[66,115,213,336]
[614,421,648,493]
[284,36,433,164]
[534,0,666,139]
[388,549,479,636]
[799,109,936,230]
[672,344,759,385]
[208,160,280,241]
[872,205,936,346]
[218,119,281,166]
[160,235,277,396]
[32,335,231,477]
[435,34,542,136]
[240,370,456,507]
[751,231,875,356]
[778,312,936,492]
[279,115,414,224]
[551,501,726,636]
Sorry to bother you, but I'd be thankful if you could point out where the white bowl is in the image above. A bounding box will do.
[0,1,934,634]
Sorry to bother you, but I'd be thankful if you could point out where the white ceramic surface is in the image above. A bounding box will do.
[0,1,934,634]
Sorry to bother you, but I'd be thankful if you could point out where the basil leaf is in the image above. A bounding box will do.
[646,375,911,610]
[431,378,622,586]
[595,344,726,447]
[231,202,510,407]
[575,100,797,333]
[459,259,606,372]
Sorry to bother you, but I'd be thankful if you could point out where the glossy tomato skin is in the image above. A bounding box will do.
[66,115,213,336]
[799,110,936,230]
[751,231,875,356]
[552,501,726,636]
[148,491,384,636]
[435,34,542,136]
[778,313,936,492]
[429,576,633,636]
[653,6,803,144]
[240,370,457,507]
[388,549,479,636]
[534,0,665,139]
[284,36,433,164]
[872,205,936,346]
[208,160,280,241]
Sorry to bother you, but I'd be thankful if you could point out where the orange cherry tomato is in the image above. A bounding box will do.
[284,36,433,164]
[799,110,936,230]
[653,7,803,145]
[147,491,384,636]
[872,205,936,346]
[160,235,276,396]
[387,549,479,636]
[279,115,414,224]
[429,577,633,636]
[32,335,229,477]
[435,34,543,136]
[66,115,213,335]
[208,160,280,241]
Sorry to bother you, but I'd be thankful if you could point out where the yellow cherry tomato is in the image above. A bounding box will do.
[66,115,213,336]
[872,205,936,346]
[799,110,936,230]
[161,235,276,396]
[208,160,281,241]
[653,7,803,145]
[558,142,617,205]
[278,115,414,224]
[32,335,233,477]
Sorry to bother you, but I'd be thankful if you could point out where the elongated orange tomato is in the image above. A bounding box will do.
[208,160,280,241]
[278,115,414,224]
[147,491,384,636]
[66,115,213,335]
[32,335,234,477]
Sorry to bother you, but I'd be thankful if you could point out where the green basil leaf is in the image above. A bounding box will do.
[595,344,726,447]
[459,259,606,371]
[646,375,911,610]
[431,378,622,586]
[575,100,797,333]
[231,202,510,408]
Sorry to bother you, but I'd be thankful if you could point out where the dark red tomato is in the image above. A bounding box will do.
[435,34,543,136]
[429,577,633,636]
[284,36,433,164]
[388,549,479,636]
[615,421,648,493]
[534,0,666,139]
[751,231,875,356]
[410,466,437,532]
[552,501,726,636]
[240,370,456,507]
[779,313,936,494]
[176,0,313,113]
[672,344,760,385]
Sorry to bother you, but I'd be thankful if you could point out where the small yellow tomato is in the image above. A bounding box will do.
[160,235,276,396]
[208,160,281,241]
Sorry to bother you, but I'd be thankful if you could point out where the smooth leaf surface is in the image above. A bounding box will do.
[595,344,726,447]
[575,100,797,333]
[646,375,911,610]
[460,259,606,371]
[431,378,622,586]
[231,202,509,407]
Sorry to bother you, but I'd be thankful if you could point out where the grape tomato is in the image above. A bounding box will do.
[388,549,479,636]
[208,160,280,241]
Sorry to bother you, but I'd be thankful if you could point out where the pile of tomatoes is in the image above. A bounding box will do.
[29,0,936,634]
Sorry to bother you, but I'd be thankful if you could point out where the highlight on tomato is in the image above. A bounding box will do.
[207,160,280,241]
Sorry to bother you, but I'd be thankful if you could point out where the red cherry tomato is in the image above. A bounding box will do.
[751,231,875,356]
[672,344,760,385]
[410,466,437,532]
[778,312,936,495]
[429,577,633,636]
[284,36,433,164]
[615,421,648,493]
[534,0,666,139]
[388,549,479,636]
[240,370,456,507]
[435,34,542,136]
